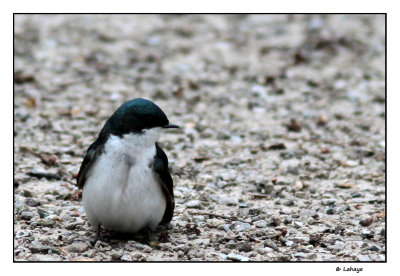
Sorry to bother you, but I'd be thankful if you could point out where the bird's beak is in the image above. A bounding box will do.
[162,123,180,129]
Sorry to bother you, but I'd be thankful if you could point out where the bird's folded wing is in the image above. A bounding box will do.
[77,139,104,189]
[153,144,175,223]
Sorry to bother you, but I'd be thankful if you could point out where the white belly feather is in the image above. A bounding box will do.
[82,131,166,233]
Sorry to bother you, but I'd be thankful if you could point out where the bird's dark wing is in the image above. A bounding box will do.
[153,143,175,223]
[77,139,104,189]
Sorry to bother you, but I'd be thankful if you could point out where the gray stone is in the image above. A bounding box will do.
[227,253,249,262]
[277,254,292,261]
[219,253,228,260]
[294,252,306,258]
[369,245,380,252]
[299,210,317,217]
[59,210,74,222]
[225,240,237,249]
[133,252,143,260]
[345,160,359,167]
[351,192,362,198]
[25,198,40,207]
[284,216,293,224]
[307,253,317,260]
[29,241,60,254]
[121,254,133,262]
[21,189,33,197]
[285,240,294,247]
[64,218,85,230]
[32,254,61,261]
[186,200,201,208]
[218,197,238,206]
[219,224,232,233]
[322,199,336,205]
[295,191,306,198]
[257,182,274,194]
[173,244,186,251]
[37,218,56,227]
[20,211,36,220]
[233,222,251,232]
[207,218,225,227]
[294,221,303,228]
[125,242,145,251]
[66,242,89,253]
[358,255,371,262]
[343,229,357,236]
[143,246,152,253]
[111,251,123,260]
[328,241,345,253]
[258,247,273,254]
[15,230,30,238]
[187,249,204,258]
[254,220,267,228]
[192,215,206,223]
[361,229,374,236]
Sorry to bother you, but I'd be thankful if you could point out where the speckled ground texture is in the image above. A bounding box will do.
[14,14,385,262]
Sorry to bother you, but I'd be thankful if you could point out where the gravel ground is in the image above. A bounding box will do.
[13,14,385,262]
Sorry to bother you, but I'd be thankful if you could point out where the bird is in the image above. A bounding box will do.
[77,98,178,239]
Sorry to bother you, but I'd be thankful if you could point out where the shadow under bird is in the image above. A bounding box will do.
[77,98,178,239]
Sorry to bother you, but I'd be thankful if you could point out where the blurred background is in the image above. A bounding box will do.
[14,14,385,261]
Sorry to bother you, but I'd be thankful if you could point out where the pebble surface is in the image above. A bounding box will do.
[14,14,385,261]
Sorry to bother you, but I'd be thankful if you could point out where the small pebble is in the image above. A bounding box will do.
[284,216,293,224]
[37,218,56,227]
[307,253,317,260]
[66,242,89,253]
[294,252,306,258]
[111,251,123,260]
[29,241,57,254]
[227,253,249,262]
[20,211,36,221]
[221,224,232,233]
[254,220,267,228]
[361,229,374,239]
[238,243,252,253]
[143,246,152,253]
[294,221,303,228]
[233,222,251,232]
[192,215,206,223]
[121,254,133,262]
[25,198,40,207]
[369,245,380,252]
[225,240,237,249]
[358,255,371,262]
[360,217,373,227]
[350,192,361,198]
[218,197,238,206]
[295,191,306,199]
[285,240,294,247]
[277,254,291,261]
[64,218,85,230]
[186,200,201,208]
[270,217,281,226]
[322,199,336,206]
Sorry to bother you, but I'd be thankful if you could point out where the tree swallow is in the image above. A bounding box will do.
[77,98,178,238]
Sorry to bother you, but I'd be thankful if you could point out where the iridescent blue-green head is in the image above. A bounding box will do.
[105,98,179,136]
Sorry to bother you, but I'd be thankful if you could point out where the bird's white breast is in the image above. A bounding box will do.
[82,129,166,233]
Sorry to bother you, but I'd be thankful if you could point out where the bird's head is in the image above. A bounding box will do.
[106,98,179,138]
